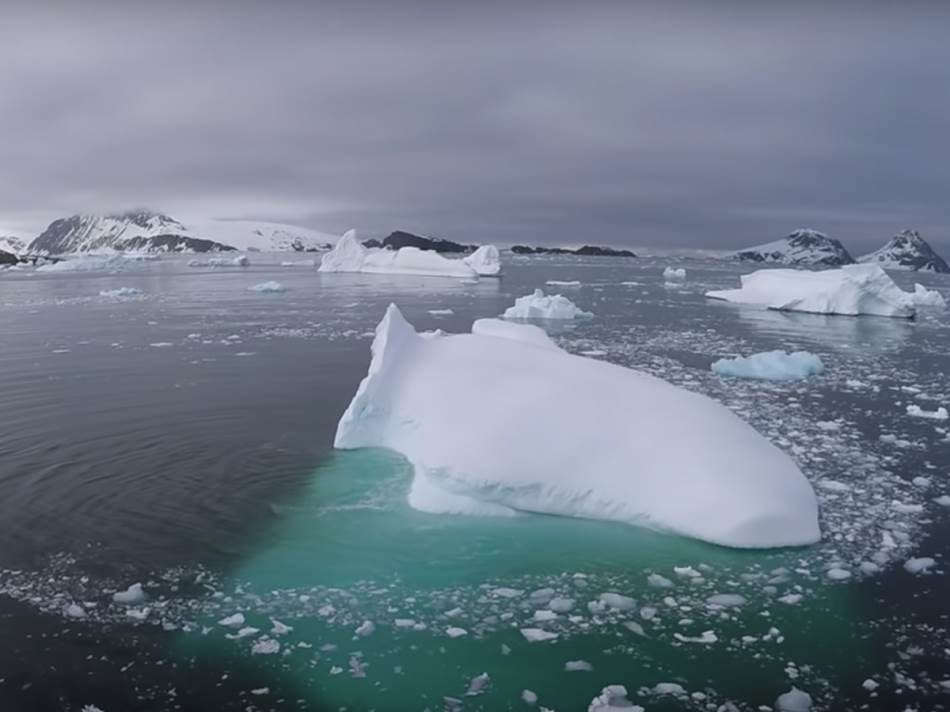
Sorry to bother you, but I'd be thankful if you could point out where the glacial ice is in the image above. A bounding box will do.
[910,283,946,307]
[711,350,824,381]
[706,264,916,318]
[906,405,948,420]
[318,230,480,279]
[99,287,143,298]
[333,304,821,548]
[662,267,686,281]
[248,281,286,293]
[462,245,502,276]
[502,289,593,320]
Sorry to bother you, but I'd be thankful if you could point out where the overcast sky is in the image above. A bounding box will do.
[2,3,950,250]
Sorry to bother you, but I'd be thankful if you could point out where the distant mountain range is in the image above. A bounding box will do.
[24,210,338,255]
[735,228,949,272]
[511,245,636,258]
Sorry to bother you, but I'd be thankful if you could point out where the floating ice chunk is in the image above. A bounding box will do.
[712,350,824,381]
[319,230,479,278]
[826,568,851,581]
[862,679,879,692]
[778,593,803,605]
[334,305,821,548]
[935,495,950,507]
[817,480,851,493]
[533,609,558,622]
[565,660,593,672]
[588,685,642,712]
[706,593,746,607]
[100,287,143,298]
[465,672,491,695]
[775,687,812,711]
[445,626,468,638]
[906,404,948,420]
[623,621,647,637]
[269,618,293,636]
[706,264,916,318]
[112,583,146,604]
[673,630,717,644]
[545,280,581,287]
[653,682,687,696]
[248,281,285,293]
[462,245,502,276]
[251,638,280,655]
[126,607,149,621]
[225,626,259,640]
[428,309,454,316]
[81,706,105,712]
[251,688,270,695]
[599,592,636,610]
[522,689,539,705]
[892,500,923,514]
[218,613,245,628]
[232,255,250,267]
[909,283,946,307]
[490,587,524,598]
[903,557,936,574]
[520,628,559,642]
[663,267,686,281]
[65,603,87,618]
[503,289,593,320]
[647,573,674,588]
[394,618,416,628]
[548,597,575,613]
[673,566,701,579]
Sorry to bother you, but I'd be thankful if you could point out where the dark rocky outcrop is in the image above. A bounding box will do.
[120,234,236,253]
[511,244,636,257]
[381,231,472,253]
[0,249,17,265]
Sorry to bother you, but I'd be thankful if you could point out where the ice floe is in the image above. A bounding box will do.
[706,264,916,318]
[503,289,593,320]
[711,350,824,381]
[248,281,286,293]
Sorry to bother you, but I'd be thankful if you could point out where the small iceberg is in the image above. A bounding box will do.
[706,264,916,318]
[188,255,249,268]
[318,230,482,279]
[503,289,593,320]
[462,245,502,276]
[711,350,824,381]
[248,281,286,293]
[663,267,686,281]
[332,305,820,548]
[906,404,948,420]
[910,283,946,308]
[99,287,143,298]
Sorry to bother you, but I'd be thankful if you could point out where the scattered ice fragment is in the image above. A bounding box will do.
[428,309,453,315]
[445,627,468,638]
[647,573,674,588]
[329,666,343,675]
[491,587,523,598]
[520,628,559,643]
[126,608,149,621]
[774,687,812,712]
[663,267,686,281]
[935,495,950,507]
[503,289,593,320]
[673,630,717,644]
[862,679,879,692]
[906,404,948,420]
[778,594,803,605]
[149,342,173,348]
[903,557,936,574]
[465,672,491,696]
[599,592,636,610]
[911,476,930,487]
[653,682,687,696]
[706,593,746,607]
[99,287,142,298]
[712,351,824,381]
[522,689,538,705]
[394,618,416,628]
[112,583,146,604]
[533,609,558,622]
[565,660,593,672]
[640,606,657,620]
[225,627,259,640]
[81,706,105,712]
[218,613,245,628]
[65,603,87,619]
[623,621,647,637]
[826,568,852,581]
[548,597,575,613]
[354,620,375,637]
[818,480,851,493]
[269,618,292,636]
[892,501,923,514]
[251,638,280,655]
[588,685,642,712]
[673,566,701,578]
[248,281,285,293]
[251,688,269,696]
[545,280,581,287]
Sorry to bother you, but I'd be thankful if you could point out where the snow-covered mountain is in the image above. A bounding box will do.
[858,229,949,273]
[735,229,854,267]
[28,210,337,255]
[0,235,26,255]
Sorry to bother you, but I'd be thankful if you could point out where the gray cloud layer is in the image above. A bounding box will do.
[2,2,949,249]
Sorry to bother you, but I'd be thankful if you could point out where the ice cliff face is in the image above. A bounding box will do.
[859,230,949,273]
[735,229,854,267]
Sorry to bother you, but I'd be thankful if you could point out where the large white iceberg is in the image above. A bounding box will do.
[712,351,824,381]
[706,264,916,318]
[318,230,480,279]
[503,289,593,320]
[333,305,821,549]
[462,245,502,276]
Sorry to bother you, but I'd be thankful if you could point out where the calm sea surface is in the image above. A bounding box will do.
[0,253,948,711]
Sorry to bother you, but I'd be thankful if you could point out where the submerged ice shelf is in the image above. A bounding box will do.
[333,304,820,548]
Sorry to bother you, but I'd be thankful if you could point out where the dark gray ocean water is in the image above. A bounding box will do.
[0,253,948,711]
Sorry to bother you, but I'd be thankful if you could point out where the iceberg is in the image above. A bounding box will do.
[711,351,824,381]
[503,289,593,320]
[318,230,479,279]
[333,305,821,548]
[462,245,502,276]
[706,264,916,318]
[909,283,946,308]
[662,267,686,281]
[248,281,286,293]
